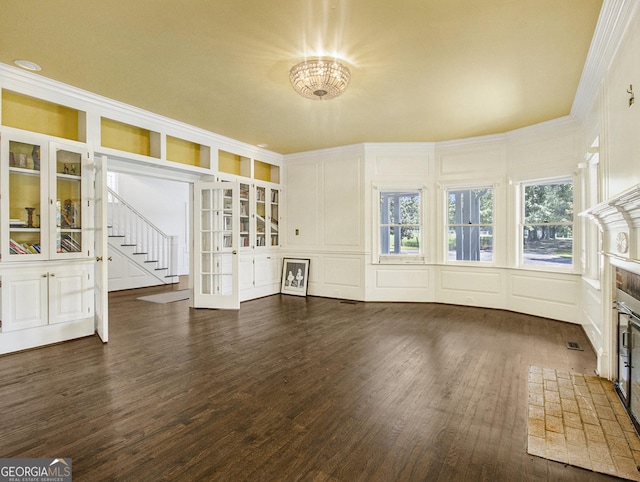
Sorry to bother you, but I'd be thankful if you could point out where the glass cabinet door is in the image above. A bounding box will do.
[239,182,250,248]
[255,185,266,247]
[270,188,279,246]
[53,147,83,255]
[7,140,45,258]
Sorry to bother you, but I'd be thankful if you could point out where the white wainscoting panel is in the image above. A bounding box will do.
[508,271,580,322]
[366,266,433,302]
[440,269,501,293]
[324,256,361,287]
[376,269,430,289]
[438,268,503,307]
[581,280,603,353]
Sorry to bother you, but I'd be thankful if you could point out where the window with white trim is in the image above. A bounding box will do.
[447,186,493,262]
[521,179,573,267]
[378,189,422,260]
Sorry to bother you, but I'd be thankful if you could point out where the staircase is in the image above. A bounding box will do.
[107,188,179,291]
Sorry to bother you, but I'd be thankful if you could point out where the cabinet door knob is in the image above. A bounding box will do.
[108,256,113,261]
[41,273,48,278]
[50,273,55,277]
[96,256,103,261]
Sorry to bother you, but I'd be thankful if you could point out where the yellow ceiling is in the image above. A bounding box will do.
[0,0,603,154]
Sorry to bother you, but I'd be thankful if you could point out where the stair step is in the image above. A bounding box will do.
[155,268,168,271]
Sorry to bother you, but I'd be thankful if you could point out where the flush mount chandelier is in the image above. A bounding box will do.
[289,58,351,100]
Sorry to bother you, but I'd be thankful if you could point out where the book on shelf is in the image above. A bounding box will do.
[60,234,81,252]
[10,239,41,254]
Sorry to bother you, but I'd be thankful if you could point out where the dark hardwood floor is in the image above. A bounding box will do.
[0,284,622,481]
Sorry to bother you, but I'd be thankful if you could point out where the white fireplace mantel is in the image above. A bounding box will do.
[581,184,640,262]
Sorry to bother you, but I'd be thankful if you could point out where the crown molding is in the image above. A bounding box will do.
[571,0,639,123]
[0,62,282,163]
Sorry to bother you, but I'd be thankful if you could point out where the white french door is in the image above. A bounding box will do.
[192,182,239,309]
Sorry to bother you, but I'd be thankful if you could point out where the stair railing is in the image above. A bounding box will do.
[107,187,178,277]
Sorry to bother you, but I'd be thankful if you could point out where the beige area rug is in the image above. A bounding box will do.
[527,366,640,481]
[137,289,191,304]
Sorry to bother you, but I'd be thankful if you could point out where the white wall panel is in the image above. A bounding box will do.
[285,162,320,246]
[324,257,361,287]
[510,273,578,305]
[374,155,429,177]
[440,269,501,294]
[508,122,579,178]
[323,157,361,248]
[376,269,430,289]
[508,271,580,322]
[437,144,505,177]
[366,144,432,179]
[582,281,603,343]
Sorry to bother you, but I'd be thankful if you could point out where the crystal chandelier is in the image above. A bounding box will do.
[289,58,351,100]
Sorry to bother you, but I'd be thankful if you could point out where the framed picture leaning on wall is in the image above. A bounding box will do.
[281,258,310,296]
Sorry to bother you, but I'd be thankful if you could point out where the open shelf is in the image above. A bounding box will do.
[2,90,85,142]
[101,117,160,158]
[166,135,210,168]
[254,160,280,183]
[218,150,251,177]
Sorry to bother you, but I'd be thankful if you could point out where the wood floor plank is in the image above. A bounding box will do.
[0,287,621,481]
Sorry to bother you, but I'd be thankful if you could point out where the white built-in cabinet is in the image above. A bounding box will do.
[222,174,282,301]
[237,181,280,250]
[0,131,95,354]
[1,262,93,332]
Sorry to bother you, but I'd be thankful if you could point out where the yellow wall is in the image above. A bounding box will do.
[254,160,272,183]
[101,117,151,157]
[2,90,79,141]
[167,136,200,167]
[218,150,242,176]
[9,172,40,221]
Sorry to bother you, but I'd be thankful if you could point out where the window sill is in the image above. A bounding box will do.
[378,255,425,265]
[445,260,495,267]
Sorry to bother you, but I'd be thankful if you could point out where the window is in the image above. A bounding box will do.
[379,190,422,258]
[447,187,493,262]
[521,180,573,267]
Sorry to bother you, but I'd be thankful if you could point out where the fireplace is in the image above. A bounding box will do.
[614,267,640,434]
